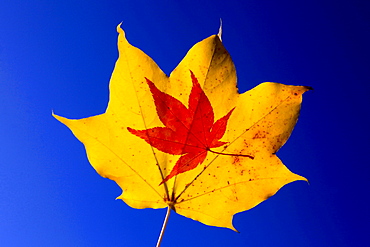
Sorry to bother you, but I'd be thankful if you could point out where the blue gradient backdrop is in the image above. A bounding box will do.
[1,1,369,246]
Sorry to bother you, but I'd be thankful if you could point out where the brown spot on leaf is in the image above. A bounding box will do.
[264,193,274,200]
[232,156,240,164]
[253,131,266,139]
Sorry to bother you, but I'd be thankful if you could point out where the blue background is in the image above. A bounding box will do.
[1,0,369,246]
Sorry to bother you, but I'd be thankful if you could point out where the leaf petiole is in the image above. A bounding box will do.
[208,149,254,159]
[156,206,171,247]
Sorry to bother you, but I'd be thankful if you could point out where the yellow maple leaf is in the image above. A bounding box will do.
[53,24,310,232]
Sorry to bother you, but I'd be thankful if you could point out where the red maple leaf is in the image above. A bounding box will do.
[128,71,238,184]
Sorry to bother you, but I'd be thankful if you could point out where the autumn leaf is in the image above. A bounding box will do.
[127,72,243,185]
[53,24,310,232]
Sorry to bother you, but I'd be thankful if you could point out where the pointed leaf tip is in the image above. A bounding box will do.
[305,86,314,91]
[116,22,124,34]
[218,18,222,41]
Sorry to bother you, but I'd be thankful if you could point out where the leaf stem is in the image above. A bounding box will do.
[208,149,254,159]
[156,206,171,247]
